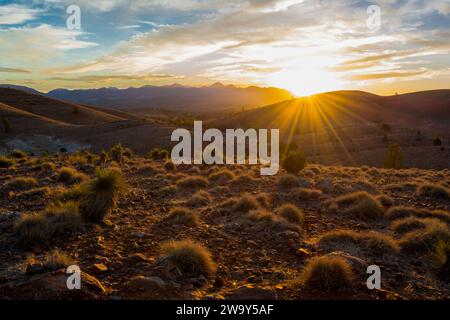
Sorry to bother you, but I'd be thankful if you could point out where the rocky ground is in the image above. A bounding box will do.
[0,152,449,300]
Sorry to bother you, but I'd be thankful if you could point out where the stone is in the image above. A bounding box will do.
[123,275,167,291]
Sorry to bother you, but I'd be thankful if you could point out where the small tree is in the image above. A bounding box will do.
[384,143,404,169]
[282,151,307,174]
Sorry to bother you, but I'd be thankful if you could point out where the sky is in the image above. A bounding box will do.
[0,0,449,96]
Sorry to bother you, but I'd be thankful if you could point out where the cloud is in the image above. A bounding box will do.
[48,74,180,82]
[350,70,427,81]
[0,24,98,66]
[0,66,31,73]
[0,4,42,25]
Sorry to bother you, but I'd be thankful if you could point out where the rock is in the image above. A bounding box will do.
[131,231,145,238]
[125,253,150,265]
[277,231,300,240]
[226,286,278,300]
[296,248,312,258]
[123,276,167,291]
[0,270,107,299]
[91,263,108,274]
[325,251,368,274]
[0,211,21,223]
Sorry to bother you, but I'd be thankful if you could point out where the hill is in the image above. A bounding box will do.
[209,90,450,168]
[46,83,293,113]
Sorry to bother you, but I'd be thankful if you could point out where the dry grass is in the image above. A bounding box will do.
[166,207,200,226]
[277,174,299,189]
[57,167,88,184]
[246,209,300,232]
[15,201,82,247]
[5,176,38,191]
[390,217,431,235]
[275,204,304,225]
[323,191,384,219]
[399,219,450,253]
[160,239,216,278]
[301,255,354,290]
[208,169,235,184]
[232,193,260,213]
[375,194,394,207]
[416,183,450,200]
[79,168,127,222]
[176,175,209,189]
[317,229,399,256]
[294,188,322,200]
[186,190,211,207]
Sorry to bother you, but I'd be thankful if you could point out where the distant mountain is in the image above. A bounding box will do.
[46,83,293,113]
[0,84,42,95]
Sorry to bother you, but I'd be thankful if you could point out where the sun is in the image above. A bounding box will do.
[267,65,344,97]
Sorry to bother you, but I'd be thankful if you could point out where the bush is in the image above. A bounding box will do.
[0,156,14,168]
[166,207,200,226]
[79,168,127,222]
[15,201,82,247]
[433,138,442,146]
[149,148,169,160]
[186,190,211,207]
[385,206,423,220]
[57,167,87,184]
[317,230,399,256]
[399,219,450,253]
[208,169,235,184]
[416,183,450,200]
[246,209,299,232]
[110,144,125,162]
[390,217,430,235]
[295,188,322,200]
[384,144,404,169]
[176,176,208,189]
[5,177,38,191]
[164,160,176,171]
[282,151,307,174]
[232,194,260,213]
[324,191,384,219]
[301,256,354,290]
[375,194,394,207]
[160,239,216,278]
[276,204,304,225]
[277,174,299,189]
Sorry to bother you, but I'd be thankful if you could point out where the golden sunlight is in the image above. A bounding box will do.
[268,66,345,97]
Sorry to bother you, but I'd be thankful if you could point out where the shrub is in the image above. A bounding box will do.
[282,151,307,174]
[245,209,299,234]
[277,174,299,189]
[232,194,260,213]
[9,149,27,159]
[399,219,450,253]
[164,160,176,171]
[166,207,200,226]
[276,204,304,225]
[301,256,354,290]
[390,217,430,235]
[57,167,87,184]
[40,162,56,173]
[0,156,14,168]
[160,239,216,278]
[176,176,208,189]
[295,188,322,200]
[383,144,404,169]
[255,193,271,208]
[15,213,51,247]
[99,150,109,165]
[208,169,235,184]
[149,148,169,160]
[375,194,394,207]
[79,168,127,222]
[385,206,423,220]
[110,143,125,162]
[317,230,399,256]
[325,191,384,219]
[5,177,38,191]
[433,138,442,146]
[186,190,211,207]
[416,183,450,200]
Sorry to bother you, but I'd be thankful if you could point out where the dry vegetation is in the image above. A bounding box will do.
[0,149,449,300]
